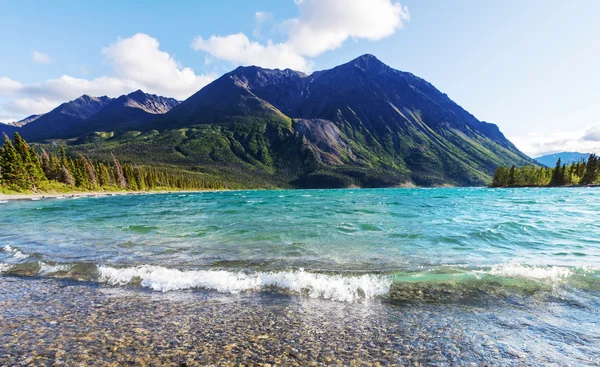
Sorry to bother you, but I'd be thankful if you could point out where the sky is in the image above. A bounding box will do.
[0,0,599,157]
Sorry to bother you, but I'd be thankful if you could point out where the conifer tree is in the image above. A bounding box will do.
[0,134,28,189]
[112,153,127,188]
[550,158,563,186]
[581,154,598,185]
[58,165,75,186]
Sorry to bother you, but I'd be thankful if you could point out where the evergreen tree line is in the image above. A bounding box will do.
[490,154,600,187]
[0,133,226,192]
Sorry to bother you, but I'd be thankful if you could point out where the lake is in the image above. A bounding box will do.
[1,188,599,365]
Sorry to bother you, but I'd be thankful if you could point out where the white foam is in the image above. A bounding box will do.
[490,264,573,281]
[39,262,71,275]
[12,251,29,260]
[2,245,29,259]
[98,265,391,302]
[0,263,11,273]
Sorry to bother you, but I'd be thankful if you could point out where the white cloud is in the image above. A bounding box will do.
[5,98,60,116]
[193,33,312,71]
[32,51,52,64]
[0,110,19,123]
[253,11,274,38]
[102,33,213,100]
[511,123,600,157]
[582,123,600,142]
[192,0,410,72]
[0,77,22,94]
[1,34,215,117]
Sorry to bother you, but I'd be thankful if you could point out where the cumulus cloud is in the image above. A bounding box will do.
[1,34,215,117]
[0,77,23,94]
[0,110,19,123]
[253,11,274,38]
[5,98,60,116]
[32,51,52,64]
[102,33,213,99]
[511,123,600,157]
[193,33,312,71]
[193,0,410,72]
[582,123,600,142]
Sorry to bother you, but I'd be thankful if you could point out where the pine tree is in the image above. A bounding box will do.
[80,155,98,188]
[0,134,28,189]
[508,165,517,186]
[12,133,46,190]
[581,154,598,185]
[58,165,75,186]
[112,153,127,189]
[550,158,563,186]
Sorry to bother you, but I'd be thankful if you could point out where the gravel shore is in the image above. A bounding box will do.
[1,276,587,366]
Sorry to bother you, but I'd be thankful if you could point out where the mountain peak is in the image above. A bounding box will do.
[127,89,147,100]
[355,53,379,61]
[347,54,387,71]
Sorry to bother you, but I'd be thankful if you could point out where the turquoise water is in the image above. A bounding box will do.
[1,187,600,302]
[2,187,600,365]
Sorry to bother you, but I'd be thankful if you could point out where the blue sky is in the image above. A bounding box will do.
[1,0,599,157]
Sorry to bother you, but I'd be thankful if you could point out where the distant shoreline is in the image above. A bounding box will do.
[489,184,600,189]
[0,189,225,202]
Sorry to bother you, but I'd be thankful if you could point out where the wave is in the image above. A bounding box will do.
[2,245,29,260]
[489,263,574,280]
[98,265,390,302]
[0,251,598,303]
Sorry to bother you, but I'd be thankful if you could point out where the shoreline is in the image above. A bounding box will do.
[0,189,225,202]
[1,275,580,366]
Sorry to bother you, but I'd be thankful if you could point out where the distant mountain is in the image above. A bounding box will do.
[0,115,43,137]
[17,91,179,141]
[14,114,44,127]
[0,122,18,137]
[8,55,535,187]
[65,90,179,138]
[19,95,114,141]
[535,152,590,167]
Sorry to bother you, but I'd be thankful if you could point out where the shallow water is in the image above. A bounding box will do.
[1,188,600,365]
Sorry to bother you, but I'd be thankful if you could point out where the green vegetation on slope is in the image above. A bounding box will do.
[0,133,239,194]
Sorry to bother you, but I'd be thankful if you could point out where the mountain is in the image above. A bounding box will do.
[14,114,44,127]
[535,152,590,167]
[144,54,533,186]
[0,122,18,137]
[17,91,179,141]
[65,90,179,138]
[19,95,113,141]
[12,55,535,187]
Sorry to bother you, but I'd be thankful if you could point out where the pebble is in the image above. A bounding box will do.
[0,276,596,366]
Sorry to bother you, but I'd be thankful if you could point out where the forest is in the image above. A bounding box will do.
[490,154,600,187]
[0,133,230,194]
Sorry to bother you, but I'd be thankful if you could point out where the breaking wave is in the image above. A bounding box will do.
[97,265,390,302]
[2,245,29,260]
[0,247,598,303]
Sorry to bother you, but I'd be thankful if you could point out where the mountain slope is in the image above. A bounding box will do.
[142,54,533,186]
[20,54,535,187]
[0,123,17,137]
[14,114,44,127]
[19,95,113,141]
[67,90,179,137]
[535,152,590,167]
